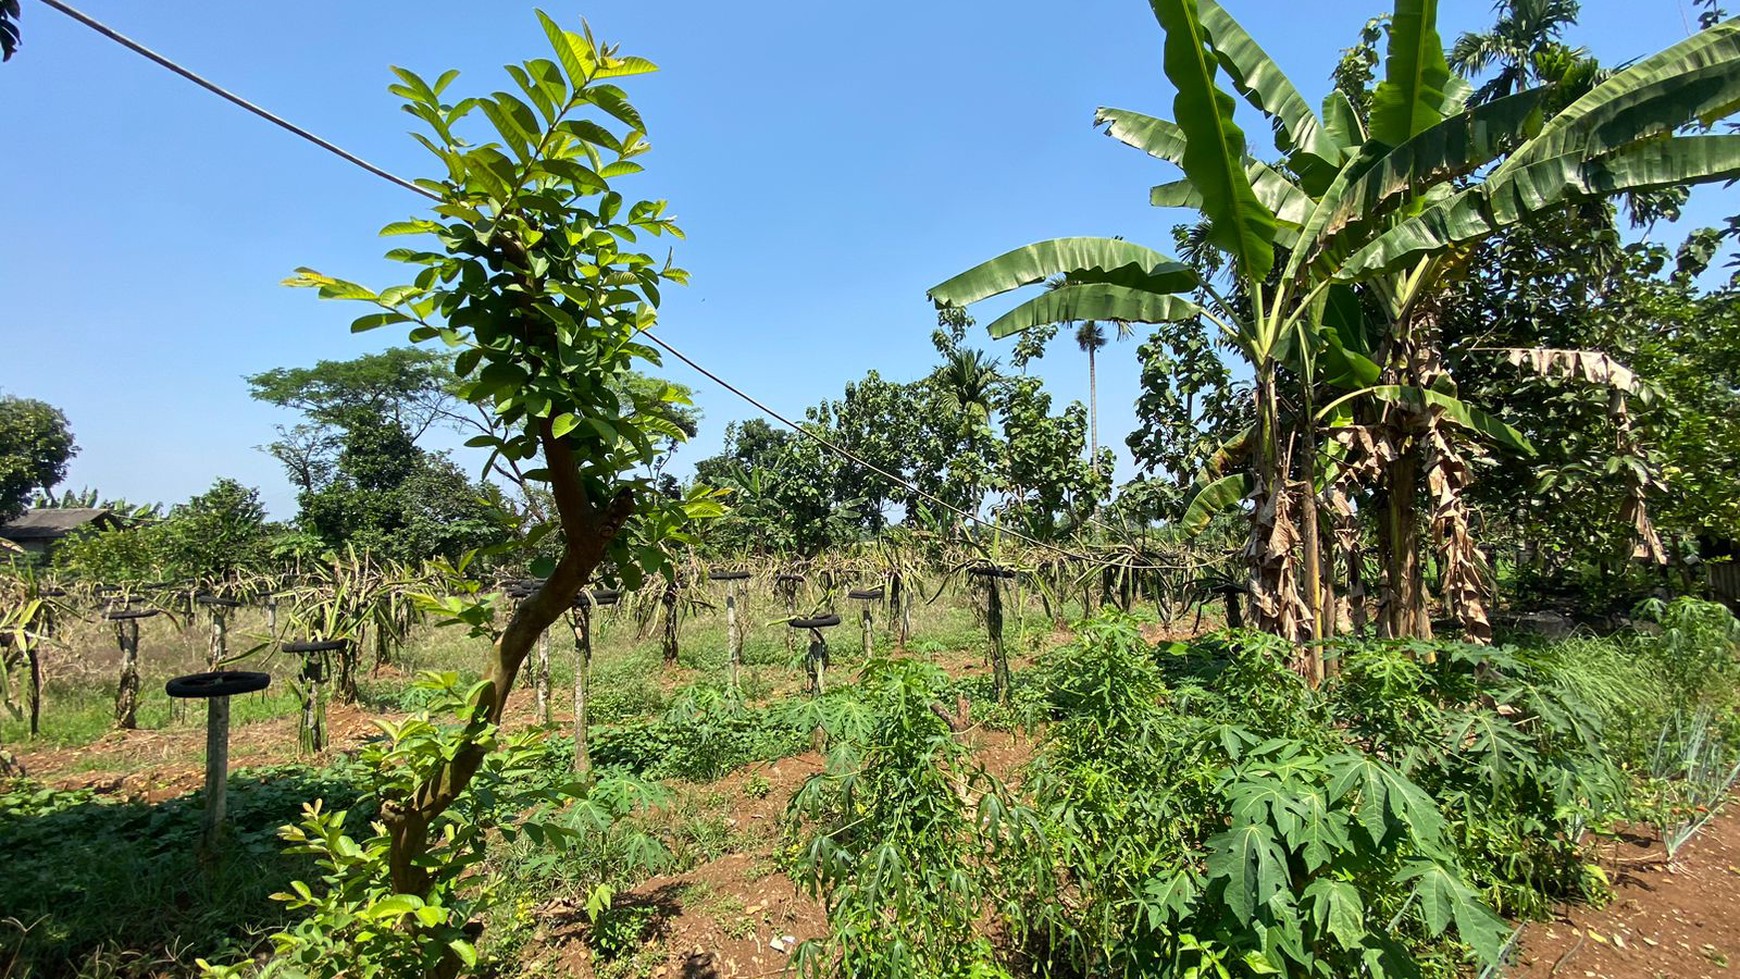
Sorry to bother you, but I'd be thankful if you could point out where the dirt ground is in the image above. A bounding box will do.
[1509,803,1740,979]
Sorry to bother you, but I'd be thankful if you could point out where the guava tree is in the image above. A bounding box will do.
[288,13,719,898]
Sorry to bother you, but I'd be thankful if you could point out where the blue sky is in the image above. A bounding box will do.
[0,0,1729,518]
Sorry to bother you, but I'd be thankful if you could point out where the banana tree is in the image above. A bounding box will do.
[930,0,1328,648]
[935,0,1740,650]
[1291,13,1740,639]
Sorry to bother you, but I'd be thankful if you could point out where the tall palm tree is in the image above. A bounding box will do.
[1450,0,1585,103]
[1075,320,1107,467]
[1049,276,1133,473]
[1073,318,1137,472]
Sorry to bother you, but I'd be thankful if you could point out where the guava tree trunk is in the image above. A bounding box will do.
[382,428,636,899]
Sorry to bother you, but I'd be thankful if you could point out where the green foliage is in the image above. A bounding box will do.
[787,658,1019,979]
[159,478,272,580]
[692,326,1111,553]
[591,685,810,781]
[0,765,372,976]
[0,394,76,521]
[984,615,1606,977]
[51,477,273,583]
[205,672,659,977]
[1328,640,1624,919]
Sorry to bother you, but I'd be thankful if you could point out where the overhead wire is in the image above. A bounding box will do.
[36,0,1213,573]
[36,0,439,203]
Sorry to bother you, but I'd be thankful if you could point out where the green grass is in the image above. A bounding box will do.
[3,579,1078,766]
[0,764,373,977]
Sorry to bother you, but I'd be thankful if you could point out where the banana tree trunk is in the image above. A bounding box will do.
[1298,381,1325,685]
[1246,366,1307,641]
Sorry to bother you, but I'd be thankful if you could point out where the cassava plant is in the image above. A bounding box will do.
[283,9,722,948]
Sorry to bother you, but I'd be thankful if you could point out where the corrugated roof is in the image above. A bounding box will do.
[0,508,118,541]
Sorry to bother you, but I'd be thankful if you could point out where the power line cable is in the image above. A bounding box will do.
[631,329,1096,558]
[36,0,438,202]
[37,0,1211,572]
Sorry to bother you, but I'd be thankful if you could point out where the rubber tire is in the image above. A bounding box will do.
[283,639,347,654]
[708,571,751,581]
[165,670,271,699]
[791,613,841,629]
[104,608,160,621]
[848,588,885,601]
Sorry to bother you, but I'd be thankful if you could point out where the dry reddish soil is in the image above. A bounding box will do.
[542,754,831,978]
[1509,803,1740,979]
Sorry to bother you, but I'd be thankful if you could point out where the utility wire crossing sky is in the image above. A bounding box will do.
[0,1,1725,518]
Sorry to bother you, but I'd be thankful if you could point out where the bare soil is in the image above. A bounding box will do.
[1509,803,1740,979]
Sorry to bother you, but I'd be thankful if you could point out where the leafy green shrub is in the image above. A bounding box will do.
[590,685,808,780]
[787,658,1020,979]
[1628,599,1740,856]
[1009,614,1510,978]
[588,902,656,959]
[1327,640,1625,920]
[587,669,667,725]
[202,672,655,978]
[0,764,371,977]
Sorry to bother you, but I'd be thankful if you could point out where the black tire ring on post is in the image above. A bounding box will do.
[283,639,348,654]
[967,565,1019,580]
[848,587,885,601]
[165,670,272,699]
[196,595,244,608]
[775,573,805,583]
[708,570,751,581]
[105,608,160,621]
[790,614,842,629]
[576,589,623,607]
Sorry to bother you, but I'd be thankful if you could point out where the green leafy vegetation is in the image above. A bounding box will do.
[4,0,1740,977]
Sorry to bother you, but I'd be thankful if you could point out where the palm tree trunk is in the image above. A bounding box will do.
[1088,345,1100,471]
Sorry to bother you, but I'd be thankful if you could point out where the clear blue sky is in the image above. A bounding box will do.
[0,0,1728,518]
